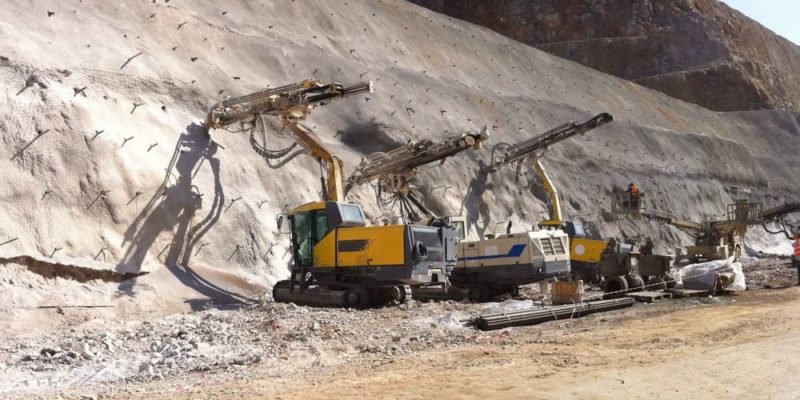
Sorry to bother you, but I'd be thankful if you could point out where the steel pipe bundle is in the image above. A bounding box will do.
[476,298,634,331]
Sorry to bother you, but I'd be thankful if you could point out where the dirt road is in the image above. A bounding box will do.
[108,287,800,400]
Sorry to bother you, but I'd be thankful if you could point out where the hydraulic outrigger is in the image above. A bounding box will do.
[205,79,458,307]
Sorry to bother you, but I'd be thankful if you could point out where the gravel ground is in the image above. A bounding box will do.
[741,257,797,288]
[1,257,795,399]
[0,295,536,396]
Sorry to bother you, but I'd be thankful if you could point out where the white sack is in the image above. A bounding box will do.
[678,257,746,291]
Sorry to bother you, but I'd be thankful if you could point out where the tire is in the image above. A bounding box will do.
[626,275,645,291]
[395,286,407,303]
[603,275,629,298]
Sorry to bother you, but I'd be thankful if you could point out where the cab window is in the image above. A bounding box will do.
[293,210,329,268]
[564,221,586,239]
[339,204,365,226]
[315,212,329,243]
[453,220,466,240]
[292,212,313,267]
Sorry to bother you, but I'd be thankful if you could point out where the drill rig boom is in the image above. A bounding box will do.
[345,127,490,222]
[491,112,613,169]
[761,202,800,220]
[205,79,373,202]
[490,113,613,228]
[346,127,490,191]
[206,79,373,130]
[640,211,704,235]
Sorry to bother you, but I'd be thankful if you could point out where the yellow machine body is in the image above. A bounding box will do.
[314,225,407,269]
[569,237,608,265]
[287,201,456,287]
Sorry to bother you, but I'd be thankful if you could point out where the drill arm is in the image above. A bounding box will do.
[490,113,613,228]
[760,202,800,221]
[345,127,490,222]
[641,211,704,236]
[205,79,373,130]
[204,79,372,202]
[760,202,800,239]
[490,113,613,170]
[345,127,490,193]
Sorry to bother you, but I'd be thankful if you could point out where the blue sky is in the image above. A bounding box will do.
[721,0,800,45]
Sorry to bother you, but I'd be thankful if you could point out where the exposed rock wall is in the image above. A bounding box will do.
[408,0,800,112]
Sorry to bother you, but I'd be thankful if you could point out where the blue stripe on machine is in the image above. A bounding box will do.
[459,244,526,261]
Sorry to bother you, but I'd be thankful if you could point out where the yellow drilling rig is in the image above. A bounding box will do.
[486,113,614,285]
[205,79,458,307]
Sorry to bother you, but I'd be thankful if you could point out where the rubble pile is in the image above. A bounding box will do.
[743,257,798,288]
[0,300,484,393]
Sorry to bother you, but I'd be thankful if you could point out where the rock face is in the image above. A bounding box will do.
[0,0,798,312]
[408,0,800,112]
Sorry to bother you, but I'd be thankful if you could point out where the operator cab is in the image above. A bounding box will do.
[562,221,585,239]
[450,216,467,240]
[277,201,366,268]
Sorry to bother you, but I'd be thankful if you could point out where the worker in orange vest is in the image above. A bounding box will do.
[626,182,640,209]
[793,230,800,286]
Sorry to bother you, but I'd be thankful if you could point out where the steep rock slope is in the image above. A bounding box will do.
[408,0,800,112]
[0,0,798,308]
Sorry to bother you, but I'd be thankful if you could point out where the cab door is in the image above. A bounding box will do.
[291,210,329,268]
[291,212,314,268]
